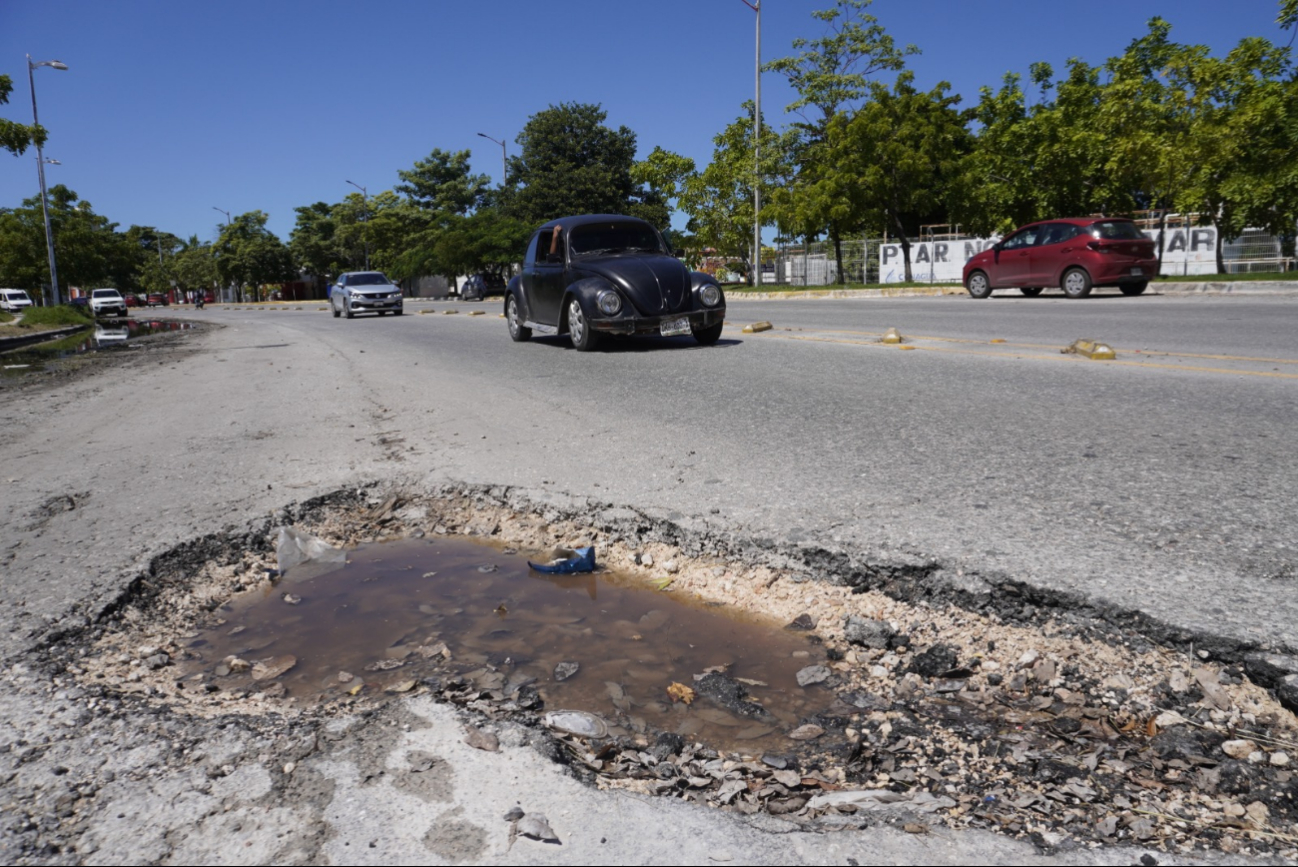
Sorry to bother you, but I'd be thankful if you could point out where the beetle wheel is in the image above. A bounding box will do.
[567,298,599,351]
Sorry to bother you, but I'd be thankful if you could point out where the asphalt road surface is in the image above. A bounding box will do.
[2,291,1296,864]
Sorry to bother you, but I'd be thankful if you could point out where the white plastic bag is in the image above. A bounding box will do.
[275,526,346,575]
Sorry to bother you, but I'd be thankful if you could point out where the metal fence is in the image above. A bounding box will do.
[1221,229,1293,274]
[765,226,1295,286]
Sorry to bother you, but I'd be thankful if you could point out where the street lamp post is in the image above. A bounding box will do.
[476,133,507,187]
[739,1,761,287]
[345,180,370,270]
[27,54,68,305]
[213,208,231,302]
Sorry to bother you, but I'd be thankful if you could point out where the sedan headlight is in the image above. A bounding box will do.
[699,284,721,307]
[596,290,622,315]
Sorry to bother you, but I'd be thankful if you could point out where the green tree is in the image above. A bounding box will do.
[0,186,125,295]
[396,149,489,221]
[172,235,218,297]
[676,104,790,282]
[1,75,45,157]
[505,103,641,227]
[401,209,530,288]
[213,211,295,301]
[834,73,972,281]
[1169,35,1298,269]
[961,59,1110,235]
[764,0,917,281]
[630,146,696,235]
[289,202,345,288]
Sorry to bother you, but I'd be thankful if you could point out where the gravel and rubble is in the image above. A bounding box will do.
[12,484,1298,863]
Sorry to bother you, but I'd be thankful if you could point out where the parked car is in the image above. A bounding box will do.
[146,293,169,307]
[330,271,404,319]
[460,273,506,301]
[0,289,34,313]
[89,288,129,318]
[123,294,140,308]
[505,214,726,351]
[963,217,1158,299]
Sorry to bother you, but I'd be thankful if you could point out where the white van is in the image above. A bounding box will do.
[0,289,33,313]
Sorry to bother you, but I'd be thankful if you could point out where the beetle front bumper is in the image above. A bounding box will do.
[590,307,725,336]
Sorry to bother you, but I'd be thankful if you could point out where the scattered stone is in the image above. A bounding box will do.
[1271,751,1290,767]
[788,724,825,741]
[553,662,579,682]
[282,593,301,605]
[516,813,559,842]
[503,805,525,822]
[386,680,417,694]
[337,671,354,683]
[464,728,500,752]
[1222,739,1256,760]
[693,673,768,718]
[364,658,405,672]
[787,613,817,631]
[251,655,296,681]
[639,553,654,568]
[795,665,831,687]
[908,644,958,678]
[843,616,894,649]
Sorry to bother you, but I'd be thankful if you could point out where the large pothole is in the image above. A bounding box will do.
[62,485,1298,859]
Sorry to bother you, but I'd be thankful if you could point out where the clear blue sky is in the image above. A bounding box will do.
[1,0,1288,242]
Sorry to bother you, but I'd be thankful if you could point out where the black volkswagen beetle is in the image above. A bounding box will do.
[504,214,726,351]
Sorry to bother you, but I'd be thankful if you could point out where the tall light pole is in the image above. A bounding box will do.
[345,180,370,270]
[739,1,761,286]
[213,208,231,301]
[27,54,69,305]
[476,133,507,187]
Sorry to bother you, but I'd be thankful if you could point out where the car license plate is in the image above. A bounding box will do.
[660,316,691,337]
[1131,267,1143,276]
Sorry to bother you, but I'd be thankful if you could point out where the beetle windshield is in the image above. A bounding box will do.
[568,222,663,257]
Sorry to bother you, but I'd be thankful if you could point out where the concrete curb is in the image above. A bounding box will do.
[0,324,91,353]
[727,280,1298,301]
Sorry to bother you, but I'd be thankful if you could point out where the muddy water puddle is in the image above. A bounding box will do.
[188,537,834,752]
[1,319,193,371]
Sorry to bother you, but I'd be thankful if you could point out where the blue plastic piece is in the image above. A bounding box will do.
[528,546,596,574]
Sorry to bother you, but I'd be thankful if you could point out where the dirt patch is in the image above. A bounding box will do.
[61,485,1298,859]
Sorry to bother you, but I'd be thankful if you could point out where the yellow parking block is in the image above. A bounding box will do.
[1063,338,1116,361]
[742,321,773,333]
[882,327,903,344]
[442,309,459,315]
[467,310,485,316]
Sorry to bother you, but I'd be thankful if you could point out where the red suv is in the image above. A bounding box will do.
[963,218,1158,299]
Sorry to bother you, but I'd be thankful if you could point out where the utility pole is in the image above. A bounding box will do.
[740,1,761,287]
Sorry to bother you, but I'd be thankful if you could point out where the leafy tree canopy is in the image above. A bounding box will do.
[505,103,641,227]
[0,75,46,157]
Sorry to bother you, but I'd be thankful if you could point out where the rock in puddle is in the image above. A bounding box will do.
[251,655,296,681]
[553,661,579,682]
[796,665,831,687]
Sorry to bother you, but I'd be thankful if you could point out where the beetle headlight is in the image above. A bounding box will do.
[596,290,622,315]
[699,284,721,307]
